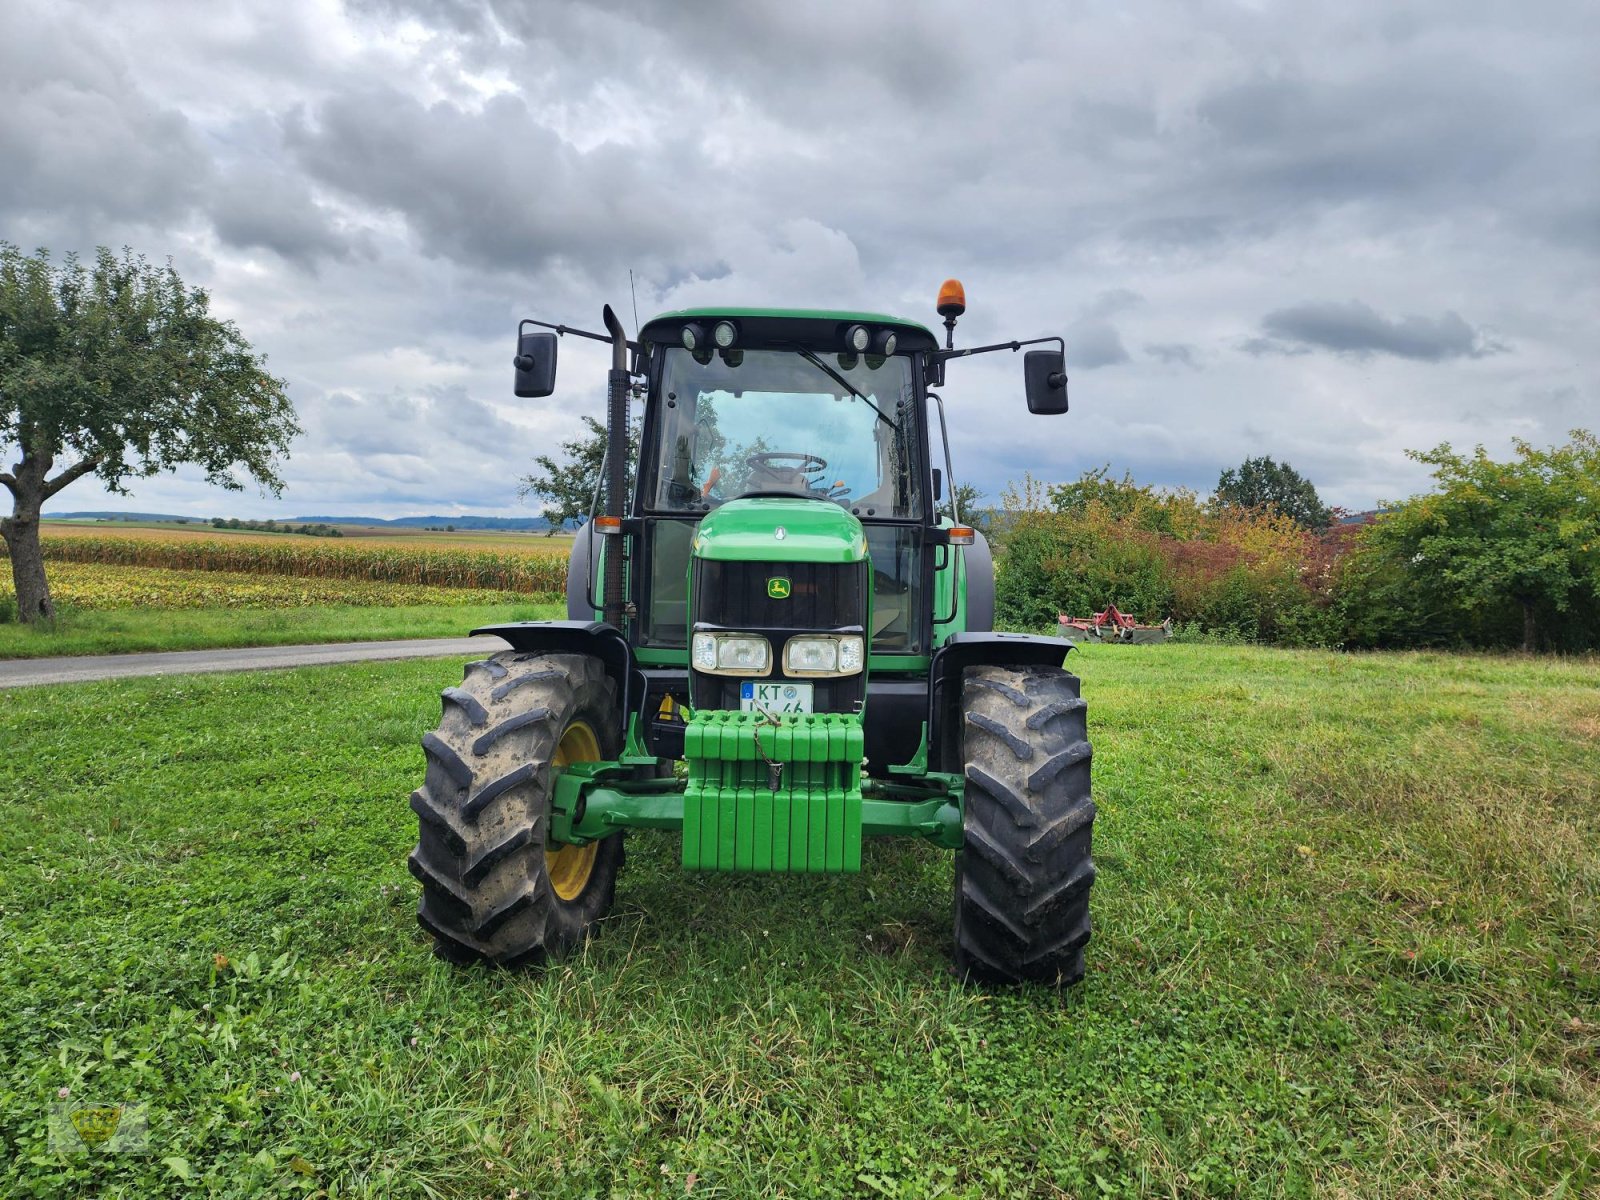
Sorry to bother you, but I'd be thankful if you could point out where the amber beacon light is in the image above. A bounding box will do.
[936,278,966,349]
[936,278,966,318]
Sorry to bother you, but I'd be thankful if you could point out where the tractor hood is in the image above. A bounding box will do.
[692,498,867,564]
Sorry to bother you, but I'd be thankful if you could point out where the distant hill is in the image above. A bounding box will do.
[292,515,553,531]
[46,510,200,522]
[46,510,553,531]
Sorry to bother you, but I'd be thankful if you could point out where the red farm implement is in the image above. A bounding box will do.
[1058,604,1173,644]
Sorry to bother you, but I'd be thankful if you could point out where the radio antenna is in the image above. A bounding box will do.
[628,269,640,338]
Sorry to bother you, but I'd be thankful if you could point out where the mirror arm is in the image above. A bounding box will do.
[932,334,1064,365]
[519,317,641,357]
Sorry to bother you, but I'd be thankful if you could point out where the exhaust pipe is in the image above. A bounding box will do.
[601,304,629,629]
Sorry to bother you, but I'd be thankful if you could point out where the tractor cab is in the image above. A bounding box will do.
[634,310,939,664]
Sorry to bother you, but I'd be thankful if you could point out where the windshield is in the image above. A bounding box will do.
[650,348,922,519]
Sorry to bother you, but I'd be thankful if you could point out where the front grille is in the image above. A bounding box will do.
[690,558,869,714]
[693,559,865,631]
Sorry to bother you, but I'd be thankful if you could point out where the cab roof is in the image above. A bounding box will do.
[638,307,939,354]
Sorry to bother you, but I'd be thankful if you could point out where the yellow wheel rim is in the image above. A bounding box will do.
[546,720,601,902]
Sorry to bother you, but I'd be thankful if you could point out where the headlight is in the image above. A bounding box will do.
[783,634,865,677]
[692,632,772,676]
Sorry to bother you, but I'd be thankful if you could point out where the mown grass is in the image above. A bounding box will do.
[0,645,1595,1197]
[0,599,560,659]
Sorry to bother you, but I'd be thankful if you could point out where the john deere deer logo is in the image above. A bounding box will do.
[767,577,791,599]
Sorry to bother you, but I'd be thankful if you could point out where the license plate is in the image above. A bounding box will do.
[740,681,813,714]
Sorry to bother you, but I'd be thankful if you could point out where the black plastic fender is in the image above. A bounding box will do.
[928,631,1077,772]
[470,620,641,739]
[566,524,596,621]
[962,529,995,634]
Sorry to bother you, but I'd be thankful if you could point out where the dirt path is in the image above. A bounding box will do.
[0,636,501,689]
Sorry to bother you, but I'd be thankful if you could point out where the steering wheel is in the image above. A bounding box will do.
[745,451,828,474]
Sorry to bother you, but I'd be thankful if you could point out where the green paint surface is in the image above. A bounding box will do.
[642,306,936,343]
[682,710,864,872]
[692,497,865,564]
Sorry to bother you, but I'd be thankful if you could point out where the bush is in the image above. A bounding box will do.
[996,471,1344,646]
[996,504,1174,628]
[1337,431,1599,652]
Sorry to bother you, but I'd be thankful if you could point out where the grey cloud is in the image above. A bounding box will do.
[1238,336,1311,358]
[1083,289,1143,319]
[1097,42,1589,261]
[284,382,552,511]
[1065,321,1130,370]
[1117,216,1233,251]
[1061,292,1141,370]
[1193,63,1531,206]
[284,87,698,279]
[345,0,493,35]
[211,166,370,269]
[307,386,526,461]
[0,4,209,232]
[1252,300,1506,362]
[1146,343,1200,368]
[497,0,963,109]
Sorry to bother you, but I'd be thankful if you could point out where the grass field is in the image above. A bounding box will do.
[1,644,1595,1197]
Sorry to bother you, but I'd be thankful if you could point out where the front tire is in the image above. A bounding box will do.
[408,651,624,967]
[953,664,1096,986]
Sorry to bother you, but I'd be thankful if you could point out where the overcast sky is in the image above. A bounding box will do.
[4,0,1596,518]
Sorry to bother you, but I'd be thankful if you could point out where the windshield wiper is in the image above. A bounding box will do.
[786,345,896,426]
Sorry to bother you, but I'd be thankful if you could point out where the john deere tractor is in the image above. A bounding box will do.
[409,281,1095,985]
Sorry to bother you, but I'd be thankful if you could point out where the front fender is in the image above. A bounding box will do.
[566,524,597,620]
[927,632,1076,772]
[471,620,640,734]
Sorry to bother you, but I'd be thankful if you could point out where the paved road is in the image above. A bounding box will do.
[0,635,507,689]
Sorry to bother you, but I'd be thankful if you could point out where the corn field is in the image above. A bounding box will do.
[5,535,569,594]
[3,562,538,610]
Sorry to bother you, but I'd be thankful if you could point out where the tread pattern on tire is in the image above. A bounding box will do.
[953,664,1095,986]
[408,652,624,967]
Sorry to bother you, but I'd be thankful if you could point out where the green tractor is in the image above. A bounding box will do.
[409,281,1095,985]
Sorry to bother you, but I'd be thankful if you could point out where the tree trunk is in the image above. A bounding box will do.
[1,505,55,623]
[1522,600,1537,653]
[3,444,99,624]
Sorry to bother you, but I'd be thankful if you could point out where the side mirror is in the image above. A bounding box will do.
[932,467,943,502]
[513,331,558,398]
[1024,349,1069,415]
